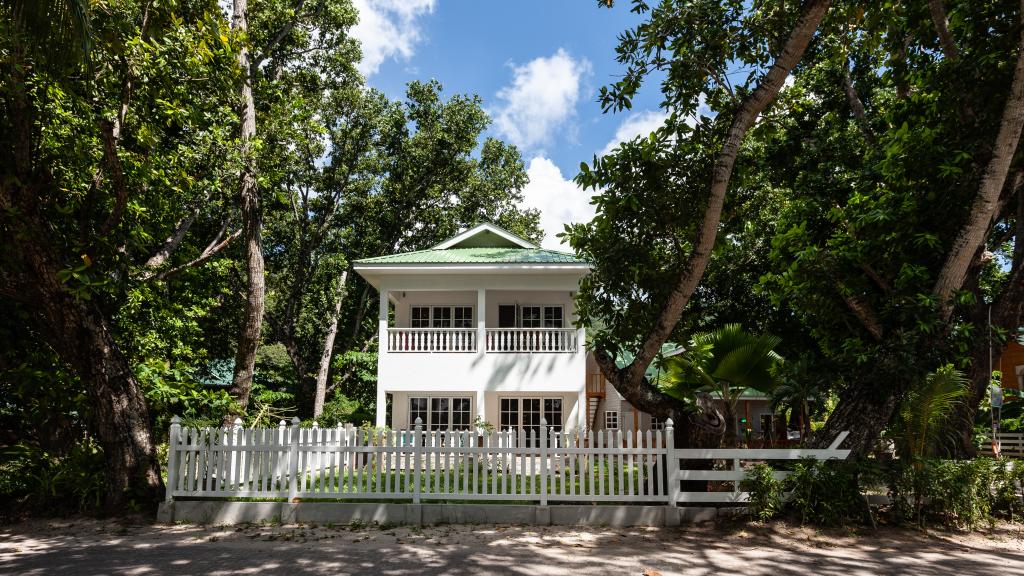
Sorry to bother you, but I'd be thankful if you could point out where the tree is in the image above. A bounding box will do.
[659,325,783,446]
[568,0,831,445]
[0,0,239,507]
[225,0,361,418]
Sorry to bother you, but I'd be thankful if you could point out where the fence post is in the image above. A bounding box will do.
[539,418,548,506]
[412,418,423,504]
[277,420,286,495]
[288,416,301,502]
[665,418,679,507]
[166,416,181,502]
[232,417,243,491]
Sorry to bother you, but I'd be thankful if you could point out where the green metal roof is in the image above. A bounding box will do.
[354,247,588,265]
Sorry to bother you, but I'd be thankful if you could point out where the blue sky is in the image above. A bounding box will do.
[350,0,668,248]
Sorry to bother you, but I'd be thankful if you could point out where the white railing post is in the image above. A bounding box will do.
[276,419,287,495]
[288,416,301,502]
[665,418,679,507]
[232,417,243,491]
[166,416,181,502]
[412,417,423,504]
[540,418,548,506]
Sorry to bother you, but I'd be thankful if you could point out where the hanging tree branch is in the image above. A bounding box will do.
[928,0,960,60]
[596,1,833,422]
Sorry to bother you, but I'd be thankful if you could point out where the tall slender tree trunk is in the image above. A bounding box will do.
[313,271,348,419]
[228,0,265,419]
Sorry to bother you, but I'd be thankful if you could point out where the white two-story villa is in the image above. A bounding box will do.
[354,223,592,435]
[354,222,779,440]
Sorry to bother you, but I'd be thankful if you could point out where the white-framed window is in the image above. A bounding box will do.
[409,396,472,430]
[411,306,431,328]
[409,306,473,329]
[650,416,665,431]
[604,410,619,430]
[519,305,563,328]
[499,396,563,438]
[544,306,563,328]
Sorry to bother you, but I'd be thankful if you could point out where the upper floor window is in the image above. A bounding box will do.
[410,306,473,329]
[520,305,563,328]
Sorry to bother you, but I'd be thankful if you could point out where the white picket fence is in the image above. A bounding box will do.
[165,416,850,505]
[992,432,1024,457]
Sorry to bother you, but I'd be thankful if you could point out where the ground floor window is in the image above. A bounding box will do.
[408,396,472,430]
[650,416,665,431]
[604,410,619,430]
[499,397,563,441]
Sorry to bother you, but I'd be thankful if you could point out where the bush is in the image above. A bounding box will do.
[743,463,783,522]
[784,458,865,526]
[0,441,106,516]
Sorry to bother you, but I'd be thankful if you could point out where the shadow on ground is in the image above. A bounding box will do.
[1,518,1022,575]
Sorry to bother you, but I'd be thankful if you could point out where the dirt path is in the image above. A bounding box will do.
[1,519,1022,575]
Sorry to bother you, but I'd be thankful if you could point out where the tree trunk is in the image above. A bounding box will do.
[0,207,163,510]
[228,0,265,419]
[722,400,737,448]
[595,0,831,442]
[313,271,349,419]
[933,18,1024,319]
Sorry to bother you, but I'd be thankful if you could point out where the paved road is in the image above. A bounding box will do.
[1,519,1022,575]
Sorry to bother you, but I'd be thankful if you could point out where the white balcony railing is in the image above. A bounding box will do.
[485,328,578,353]
[387,328,477,353]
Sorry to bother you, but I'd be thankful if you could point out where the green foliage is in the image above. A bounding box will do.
[0,441,106,516]
[317,394,362,428]
[893,365,969,460]
[743,463,783,522]
[784,458,865,526]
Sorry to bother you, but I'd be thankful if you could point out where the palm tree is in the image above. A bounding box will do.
[770,354,827,441]
[658,324,783,447]
[894,364,969,462]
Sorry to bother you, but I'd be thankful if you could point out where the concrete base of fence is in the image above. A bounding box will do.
[158,501,740,527]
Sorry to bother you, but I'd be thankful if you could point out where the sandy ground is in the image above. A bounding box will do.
[1,518,1023,575]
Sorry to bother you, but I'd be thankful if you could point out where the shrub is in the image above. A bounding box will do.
[0,441,106,516]
[743,463,783,522]
[918,459,993,530]
[784,458,865,526]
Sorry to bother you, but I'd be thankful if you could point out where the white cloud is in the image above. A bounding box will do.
[492,49,591,153]
[599,109,670,157]
[521,157,596,249]
[351,0,435,76]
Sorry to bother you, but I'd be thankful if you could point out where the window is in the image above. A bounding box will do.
[431,306,452,328]
[519,305,562,328]
[650,417,665,431]
[430,398,450,430]
[409,397,428,426]
[409,306,473,329]
[500,398,519,430]
[411,307,430,328]
[521,306,541,328]
[604,411,619,430]
[500,397,563,444]
[453,306,473,328]
[544,306,563,328]
[498,305,516,328]
[409,396,471,430]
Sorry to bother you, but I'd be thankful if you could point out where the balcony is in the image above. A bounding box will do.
[385,327,578,353]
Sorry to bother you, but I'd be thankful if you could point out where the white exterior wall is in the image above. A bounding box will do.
[368,271,587,431]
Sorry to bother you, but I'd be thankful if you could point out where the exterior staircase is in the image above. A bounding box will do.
[585,373,606,432]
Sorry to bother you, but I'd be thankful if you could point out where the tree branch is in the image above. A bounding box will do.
[838,287,884,341]
[611,0,833,392]
[141,197,207,270]
[928,0,960,60]
[933,12,1024,319]
[842,59,876,146]
[94,120,129,241]
[151,228,240,281]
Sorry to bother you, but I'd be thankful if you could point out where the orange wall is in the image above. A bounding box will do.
[1000,341,1024,390]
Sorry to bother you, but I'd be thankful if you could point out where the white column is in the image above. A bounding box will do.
[476,389,486,425]
[375,388,387,427]
[375,288,389,427]
[477,288,486,354]
[577,388,587,432]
